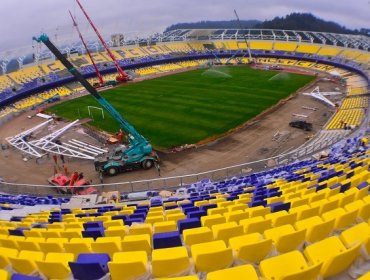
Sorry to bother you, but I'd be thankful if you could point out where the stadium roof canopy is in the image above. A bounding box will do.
[0,28,369,72]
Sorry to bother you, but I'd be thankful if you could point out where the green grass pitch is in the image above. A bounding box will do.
[48,66,315,149]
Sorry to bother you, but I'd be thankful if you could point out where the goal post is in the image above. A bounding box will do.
[87,106,104,121]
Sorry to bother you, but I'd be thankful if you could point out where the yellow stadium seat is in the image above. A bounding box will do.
[17,237,45,251]
[322,208,358,230]
[39,238,68,253]
[208,208,227,216]
[60,229,82,239]
[64,237,93,257]
[211,222,243,245]
[0,247,18,269]
[328,192,356,207]
[152,246,191,278]
[9,250,44,275]
[358,270,370,280]
[265,211,297,227]
[345,200,370,221]
[248,206,270,217]
[290,198,309,209]
[129,223,152,236]
[36,252,74,279]
[295,216,335,243]
[201,214,226,228]
[108,251,149,280]
[23,228,47,238]
[308,192,326,203]
[41,230,62,238]
[146,216,165,224]
[340,222,370,257]
[206,264,259,280]
[259,250,322,280]
[165,208,183,215]
[356,186,370,200]
[91,237,122,258]
[157,276,199,280]
[223,210,249,223]
[0,269,10,280]
[154,221,178,233]
[104,220,124,228]
[104,226,127,238]
[229,233,273,263]
[191,240,233,273]
[0,236,25,249]
[264,224,306,253]
[65,222,83,230]
[121,234,151,254]
[227,204,248,212]
[166,213,186,223]
[240,216,271,234]
[290,205,320,220]
[103,211,119,217]
[183,227,213,246]
[304,236,361,278]
[314,199,340,215]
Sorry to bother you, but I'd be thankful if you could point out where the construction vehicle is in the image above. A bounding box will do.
[34,34,159,176]
[75,0,130,82]
[289,120,313,131]
[48,172,97,195]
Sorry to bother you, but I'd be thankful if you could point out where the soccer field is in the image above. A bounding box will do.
[48,66,315,149]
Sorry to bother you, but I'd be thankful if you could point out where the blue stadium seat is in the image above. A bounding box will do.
[11,274,42,280]
[178,218,201,233]
[270,202,291,213]
[82,228,105,240]
[187,210,207,219]
[153,231,182,249]
[83,221,104,230]
[69,253,110,280]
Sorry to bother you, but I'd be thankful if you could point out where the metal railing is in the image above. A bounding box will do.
[0,131,347,196]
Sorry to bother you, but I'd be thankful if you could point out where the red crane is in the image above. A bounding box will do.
[75,0,129,82]
[69,10,105,87]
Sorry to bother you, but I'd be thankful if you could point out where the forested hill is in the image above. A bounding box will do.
[164,13,369,35]
[164,20,260,32]
[254,13,366,34]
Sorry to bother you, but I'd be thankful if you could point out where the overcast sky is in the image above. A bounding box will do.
[0,0,369,52]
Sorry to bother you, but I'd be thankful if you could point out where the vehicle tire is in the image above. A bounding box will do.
[142,159,154,170]
[107,166,119,176]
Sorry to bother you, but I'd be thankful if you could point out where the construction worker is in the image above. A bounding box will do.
[155,162,161,177]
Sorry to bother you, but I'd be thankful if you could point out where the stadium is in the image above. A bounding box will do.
[0,0,369,279]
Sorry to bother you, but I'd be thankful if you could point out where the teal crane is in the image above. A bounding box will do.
[33,34,159,176]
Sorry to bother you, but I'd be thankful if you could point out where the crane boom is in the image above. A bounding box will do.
[33,34,158,176]
[69,10,105,86]
[234,9,252,61]
[75,0,128,81]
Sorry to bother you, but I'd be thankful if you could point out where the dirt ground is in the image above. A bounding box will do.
[0,68,346,194]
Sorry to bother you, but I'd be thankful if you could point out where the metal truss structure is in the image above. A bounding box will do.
[7,120,107,160]
[302,87,337,107]
[5,119,52,158]
[29,120,97,160]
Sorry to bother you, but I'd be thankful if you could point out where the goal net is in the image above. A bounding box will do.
[87,106,104,121]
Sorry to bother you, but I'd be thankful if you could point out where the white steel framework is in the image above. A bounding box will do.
[302,87,337,107]
[6,119,52,158]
